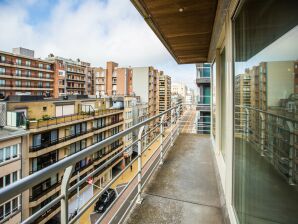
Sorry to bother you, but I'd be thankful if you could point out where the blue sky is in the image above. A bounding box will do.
[0,0,196,89]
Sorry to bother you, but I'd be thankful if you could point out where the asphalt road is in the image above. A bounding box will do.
[89,130,174,224]
[180,109,197,133]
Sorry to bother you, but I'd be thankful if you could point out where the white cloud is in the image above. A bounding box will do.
[0,0,196,89]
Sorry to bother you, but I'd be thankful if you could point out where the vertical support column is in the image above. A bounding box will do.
[160,115,165,165]
[61,165,74,224]
[260,112,265,156]
[136,126,145,204]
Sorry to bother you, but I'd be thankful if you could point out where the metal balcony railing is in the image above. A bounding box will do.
[26,109,122,129]
[235,105,298,185]
[0,104,182,224]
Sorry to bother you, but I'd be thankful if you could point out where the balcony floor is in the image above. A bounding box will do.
[125,134,224,224]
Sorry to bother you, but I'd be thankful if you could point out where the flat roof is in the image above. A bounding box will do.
[0,128,28,141]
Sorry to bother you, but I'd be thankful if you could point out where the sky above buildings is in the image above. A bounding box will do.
[0,0,196,89]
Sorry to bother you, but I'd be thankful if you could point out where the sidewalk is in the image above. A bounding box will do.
[79,126,174,224]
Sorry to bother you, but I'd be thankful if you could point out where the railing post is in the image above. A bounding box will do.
[61,165,74,224]
[136,126,145,204]
[260,112,265,156]
[159,115,165,165]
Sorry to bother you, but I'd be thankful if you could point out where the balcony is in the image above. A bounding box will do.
[125,134,223,224]
[27,109,122,130]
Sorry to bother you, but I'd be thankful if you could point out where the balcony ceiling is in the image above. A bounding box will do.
[131,0,218,64]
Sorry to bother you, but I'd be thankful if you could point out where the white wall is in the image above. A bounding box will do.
[132,67,149,103]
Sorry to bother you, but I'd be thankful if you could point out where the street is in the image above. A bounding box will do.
[180,108,197,133]
[79,127,175,224]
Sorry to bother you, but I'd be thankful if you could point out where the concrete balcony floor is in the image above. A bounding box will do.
[125,134,224,224]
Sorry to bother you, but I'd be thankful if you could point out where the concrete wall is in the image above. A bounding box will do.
[132,67,149,103]
[267,61,294,106]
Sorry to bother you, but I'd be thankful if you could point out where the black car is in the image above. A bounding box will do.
[94,188,116,213]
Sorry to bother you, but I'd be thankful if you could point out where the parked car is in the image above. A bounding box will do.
[94,188,116,213]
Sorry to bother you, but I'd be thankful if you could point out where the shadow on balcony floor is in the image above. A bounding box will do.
[125,134,224,224]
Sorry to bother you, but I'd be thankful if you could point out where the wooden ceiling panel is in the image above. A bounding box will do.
[131,0,218,64]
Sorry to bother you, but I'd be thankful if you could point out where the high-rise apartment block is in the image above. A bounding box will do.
[158,73,171,120]
[0,48,55,98]
[132,67,160,130]
[93,62,133,97]
[196,63,211,134]
[171,82,187,103]
[46,55,91,97]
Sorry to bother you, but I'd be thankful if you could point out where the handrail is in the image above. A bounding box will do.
[0,104,180,205]
[235,105,297,123]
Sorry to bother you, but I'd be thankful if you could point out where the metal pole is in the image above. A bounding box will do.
[76,171,80,213]
[61,165,74,224]
[160,115,165,165]
[136,126,145,204]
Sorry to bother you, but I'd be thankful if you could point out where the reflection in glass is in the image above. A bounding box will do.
[233,0,298,223]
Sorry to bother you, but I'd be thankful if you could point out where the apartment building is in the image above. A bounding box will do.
[93,67,106,96]
[3,95,124,223]
[46,55,91,97]
[234,72,251,137]
[0,127,27,224]
[0,48,54,98]
[171,82,187,103]
[196,63,211,134]
[158,73,171,121]
[132,67,159,138]
[93,62,133,97]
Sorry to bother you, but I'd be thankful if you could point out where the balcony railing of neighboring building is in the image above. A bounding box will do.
[26,109,122,129]
[0,60,54,71]
[196,96,211,111]
[0,71,54,80]
[196,65,211,84]
[235,105,298,185]
[0,104,182,224]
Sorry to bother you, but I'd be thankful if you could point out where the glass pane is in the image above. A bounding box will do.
[5,147,11,161]
[233,0,298,223]
[0,149,3,163]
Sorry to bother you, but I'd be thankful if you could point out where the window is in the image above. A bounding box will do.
[0,55,5,62]
[233,1,298,223]
[38,72,43,78]
[26,81,31,87]
[16,59,21,65]
[25,60,31,66]
[0,67,5,74]
[26,71,31,77]
[45,73,50,79]
[46,64,51,70]
[0,145,19,163]
[37,82,42,87]
[15,69,21,76]
[43,106,47,111]
[38,63,43,68]
[0,80,5,86]
[15,80,21,87]
[45,82,50,88]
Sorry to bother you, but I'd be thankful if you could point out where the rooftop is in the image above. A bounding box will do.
[0,127,27,141]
